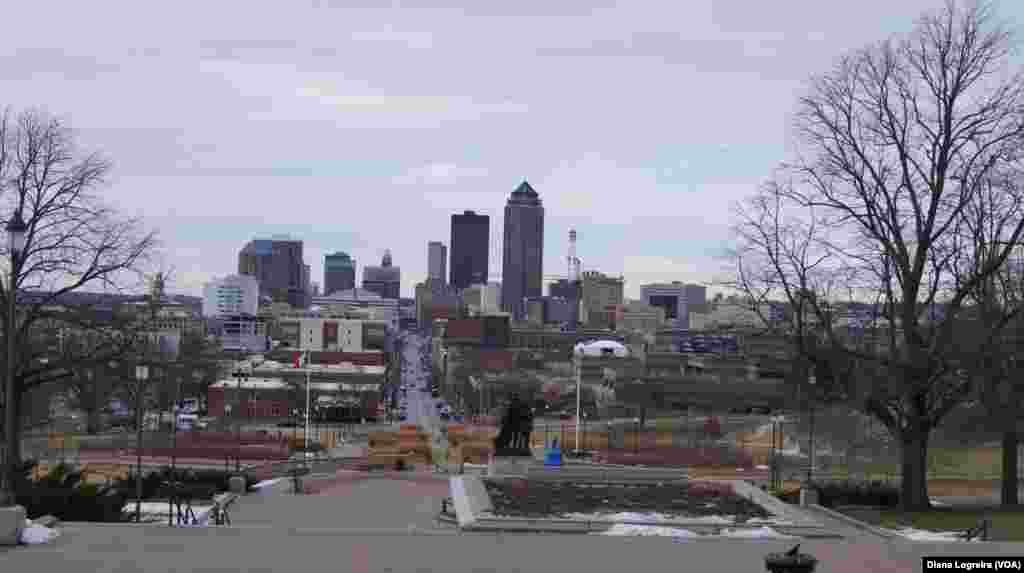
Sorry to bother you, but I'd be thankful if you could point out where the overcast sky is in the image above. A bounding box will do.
[4,0,1021,299]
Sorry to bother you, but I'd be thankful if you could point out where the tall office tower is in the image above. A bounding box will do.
[324,251,357,295]
[427,241,447,284]
[501,181,544,318]
[238,236,308,308]
[362,250,402,299]
[449,210,490,290]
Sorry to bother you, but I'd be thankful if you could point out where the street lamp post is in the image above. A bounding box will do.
[808,374,817,485]
[573,347,582,455]
[303,351,311,461]
[633,417,641,455]
[170,374,182,474]
[800,366,818,507]
[231,364,248,473]
[134,364,149,523]
[1,212,26,504]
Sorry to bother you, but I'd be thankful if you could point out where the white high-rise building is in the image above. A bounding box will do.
[203,274,260,317]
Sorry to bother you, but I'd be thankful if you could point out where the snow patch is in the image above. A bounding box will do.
[252,478,284,490]
[19,520,59,545]
[889,527,977,542]
[746,517,795,526]
[720,526,796,539]
[595,524,795,540]
[600,524,701,538]
[561,511,739,525]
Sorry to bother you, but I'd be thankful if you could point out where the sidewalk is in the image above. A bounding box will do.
[233,474,450,529]
[5,521,1023,572]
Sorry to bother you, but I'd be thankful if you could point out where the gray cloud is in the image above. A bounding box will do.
[1,0,1019,298]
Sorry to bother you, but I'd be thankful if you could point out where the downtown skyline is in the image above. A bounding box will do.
[5,1,1022,299]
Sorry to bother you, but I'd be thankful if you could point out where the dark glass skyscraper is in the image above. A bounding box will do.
[324,251,356,295]
[501,181,544,318]
[450,210,490,290]
[238,237,308,308]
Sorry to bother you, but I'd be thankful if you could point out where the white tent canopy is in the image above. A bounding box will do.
[573,339,629,357]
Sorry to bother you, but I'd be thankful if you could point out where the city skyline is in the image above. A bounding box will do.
[6,1,1022,300]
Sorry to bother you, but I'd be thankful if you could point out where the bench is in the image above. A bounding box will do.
[160,482,218,525]
[210,493,238,526]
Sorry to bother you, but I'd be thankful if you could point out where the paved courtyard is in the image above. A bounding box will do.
[234,473,451,530]
[3,521,1024,572]
[4,462,1024,571]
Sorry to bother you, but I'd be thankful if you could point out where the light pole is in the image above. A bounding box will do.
[134,363,149,523]
[303,351,311,460]
[1,212,26,504]
[170,374,182,474]
[807,369,817,485]
[633,417,641,455]
[573,345,583,455]
[231,363,248,472]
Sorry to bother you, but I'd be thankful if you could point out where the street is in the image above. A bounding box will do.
[397,330,441,432]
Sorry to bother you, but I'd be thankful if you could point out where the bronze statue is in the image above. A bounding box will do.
[493,393,532,455]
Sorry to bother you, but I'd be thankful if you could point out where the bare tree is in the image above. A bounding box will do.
[956,192,1024,505]
[727,1,1024,509]
[0,108,157,501]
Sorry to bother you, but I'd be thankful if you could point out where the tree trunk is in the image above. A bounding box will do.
[85,408,102,435]
[1001,430,1019,506]
[900,430,931,510]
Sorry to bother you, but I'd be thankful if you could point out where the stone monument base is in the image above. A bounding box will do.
[0,505,26,546]
[800,485,819,507]
[488,454,534,477]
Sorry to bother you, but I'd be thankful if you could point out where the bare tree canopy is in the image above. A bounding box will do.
[0,107,158,497]
[728,1,1024,509]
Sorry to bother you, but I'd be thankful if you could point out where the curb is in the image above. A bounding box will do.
[283,526,461,536]
[804,504,902,541]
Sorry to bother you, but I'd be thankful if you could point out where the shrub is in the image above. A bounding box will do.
[772,480,900,508]
[112,466,250,500]
[15,461,127,522]
[816,480,900,508]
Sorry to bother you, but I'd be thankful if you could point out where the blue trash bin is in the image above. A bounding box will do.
[544,439,562,466]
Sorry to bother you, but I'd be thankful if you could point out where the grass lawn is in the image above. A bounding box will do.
[811,446,1004,481]
[868,507,1024,541]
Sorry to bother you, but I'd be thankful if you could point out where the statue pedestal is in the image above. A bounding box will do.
[488,455,534,477]
[0,505,26,546]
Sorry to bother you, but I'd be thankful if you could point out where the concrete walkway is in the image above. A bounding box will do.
[234,473,451,530]
[4,522,1023,572]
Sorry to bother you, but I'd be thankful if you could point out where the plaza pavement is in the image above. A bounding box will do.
[233,473,451,530]
[3,519,1024,572]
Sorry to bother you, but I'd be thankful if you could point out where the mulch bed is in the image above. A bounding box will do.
[483,479,771,521]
